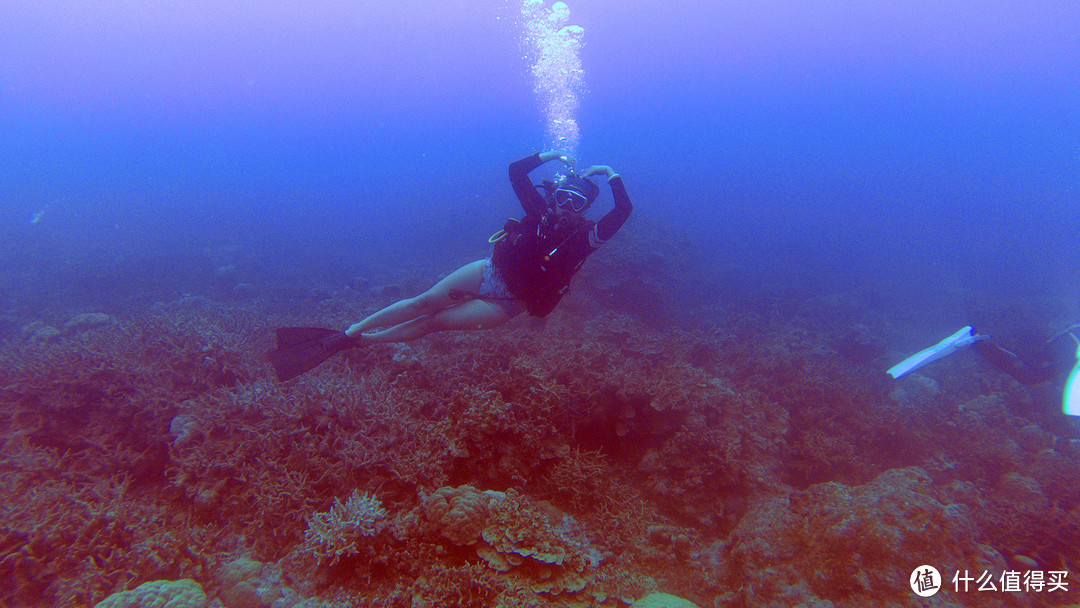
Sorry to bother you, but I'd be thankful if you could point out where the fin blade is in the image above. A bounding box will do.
[275,327,339,348]
[268,327,341,381]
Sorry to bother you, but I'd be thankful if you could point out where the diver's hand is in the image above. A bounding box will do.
[584,165,619,181]
[539,150,576,169]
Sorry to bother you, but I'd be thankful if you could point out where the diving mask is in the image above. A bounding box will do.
[553,174,599,212]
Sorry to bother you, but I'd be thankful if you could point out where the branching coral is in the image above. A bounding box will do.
[406,562,504,608]
[545,446,610,510]
[0,458,218,607]
[302,490,387,565]
[0,303,265,606]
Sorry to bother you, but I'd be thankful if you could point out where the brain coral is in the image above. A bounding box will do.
[420,485,503,546]
[92,579,206,608]
[632,593,701,608]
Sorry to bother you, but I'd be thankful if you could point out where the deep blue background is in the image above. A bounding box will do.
[2,0,1078,339]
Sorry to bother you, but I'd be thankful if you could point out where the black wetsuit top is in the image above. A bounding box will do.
[493,153,633,317]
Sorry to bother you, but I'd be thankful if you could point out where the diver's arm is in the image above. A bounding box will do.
[509,150,575,216]
[585,165,632,243]
[539,150,574,165]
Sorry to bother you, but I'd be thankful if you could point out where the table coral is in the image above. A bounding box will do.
[412,485,601,602]
[482,490,570,568]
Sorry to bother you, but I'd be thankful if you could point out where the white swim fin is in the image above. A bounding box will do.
[887,326,988,379]
[1062,331,1080,416]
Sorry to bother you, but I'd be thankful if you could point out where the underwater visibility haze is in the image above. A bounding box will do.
[2,1,1080,606]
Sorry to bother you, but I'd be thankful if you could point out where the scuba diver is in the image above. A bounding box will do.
[887,325,1078,385]
[970,328,1079,388]
[268,150,633,381]
[886,324,1080,415]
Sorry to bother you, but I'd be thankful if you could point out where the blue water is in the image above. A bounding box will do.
[3,1,1078,323]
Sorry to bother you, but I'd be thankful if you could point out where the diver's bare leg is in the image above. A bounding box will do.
[345,260,486,338]
[357,299,513,344]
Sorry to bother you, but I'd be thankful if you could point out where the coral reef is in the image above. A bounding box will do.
[2,252,1080,608]
[722,467,1004,606]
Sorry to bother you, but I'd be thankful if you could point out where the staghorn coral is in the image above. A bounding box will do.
[163,363,418,559]
[544,446,610,510]
[0,455,226,607]
[0,305,262,606]
[406,562,505,608]
[302,490,387,565]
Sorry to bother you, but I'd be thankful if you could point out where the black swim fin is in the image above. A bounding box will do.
[267,327,359,381]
